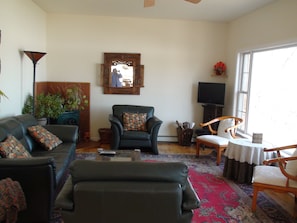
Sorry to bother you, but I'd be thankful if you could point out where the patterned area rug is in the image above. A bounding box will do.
[52,151,297,223]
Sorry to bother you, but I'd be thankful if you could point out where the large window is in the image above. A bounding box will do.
[236,45,297,146]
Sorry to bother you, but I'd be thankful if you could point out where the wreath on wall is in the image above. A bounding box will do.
[213,61,226,76]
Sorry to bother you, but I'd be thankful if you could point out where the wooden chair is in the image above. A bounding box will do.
[252,144,297,211]
[196,116,243,165]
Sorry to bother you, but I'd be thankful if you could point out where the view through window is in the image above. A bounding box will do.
[236,45,297,146]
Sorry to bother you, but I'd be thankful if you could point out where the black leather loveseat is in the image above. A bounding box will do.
[0,114,78,223]
[56,160,200,223]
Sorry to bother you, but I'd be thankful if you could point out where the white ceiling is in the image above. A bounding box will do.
[32,0,277,22]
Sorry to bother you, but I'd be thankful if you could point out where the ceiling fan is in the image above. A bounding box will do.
[144,0,201,7]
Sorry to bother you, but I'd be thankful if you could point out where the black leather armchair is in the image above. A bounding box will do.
[109,105,162,154]
[55,160,200,223]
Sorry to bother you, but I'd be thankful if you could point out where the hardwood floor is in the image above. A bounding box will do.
[76,140,296,216]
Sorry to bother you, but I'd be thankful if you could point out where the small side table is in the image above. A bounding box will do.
[223,139,273,184]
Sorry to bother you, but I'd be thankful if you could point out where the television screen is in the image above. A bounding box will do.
[197,82,225,106]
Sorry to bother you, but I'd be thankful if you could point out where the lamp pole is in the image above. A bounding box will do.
[24,51,47,116]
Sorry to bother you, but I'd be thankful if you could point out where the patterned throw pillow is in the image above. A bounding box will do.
[123,112,147,131]
[0,135,31,158]
[28,125,62,151]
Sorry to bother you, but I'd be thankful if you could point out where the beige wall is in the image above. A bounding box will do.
[1,0,296,141]
[0,0,47,117]
[46,15,228,140]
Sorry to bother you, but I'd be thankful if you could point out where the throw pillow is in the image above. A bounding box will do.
[0,135,31,158]
[28,125,62,151]
[286,148,297,176]
[123,112,147,131]
[217,118,235,139]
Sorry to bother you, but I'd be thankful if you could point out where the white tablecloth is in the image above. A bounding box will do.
[223,139,274,183]
[224,139,273,165]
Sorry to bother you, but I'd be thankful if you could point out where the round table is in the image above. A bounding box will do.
[223,139,273,184]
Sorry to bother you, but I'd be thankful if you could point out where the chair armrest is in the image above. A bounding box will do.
[182,178,200,210]
[147,116,162,132]
[55,176,74,210]
[263,156,297,165]
[0,157,56,223]
[199,120,218,135]
[44,125,79,142]
[0,157,56,187]
[109,114,124,134]
[264,144,297,153]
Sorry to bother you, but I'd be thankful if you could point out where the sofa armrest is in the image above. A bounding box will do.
[147,116,162,133]
[0,157,57,223]
[108,114,123,134]
[182,178,200,210]
[55,176,74,210]
[44,125,78,142]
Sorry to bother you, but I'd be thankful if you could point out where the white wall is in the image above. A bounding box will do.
[225,0,297,115]
[0,0,47,117]
[46,14,228,141]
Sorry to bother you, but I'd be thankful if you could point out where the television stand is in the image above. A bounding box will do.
[202,104,223,130]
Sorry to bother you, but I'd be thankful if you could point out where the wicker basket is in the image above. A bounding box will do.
[98,128,112,144]
[177,127,193,146]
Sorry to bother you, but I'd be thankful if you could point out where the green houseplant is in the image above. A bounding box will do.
[22,93,65,123]
[63,86,88,111]
[0,90,8,101]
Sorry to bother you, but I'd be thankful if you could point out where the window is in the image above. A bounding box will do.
[236,45,297,146]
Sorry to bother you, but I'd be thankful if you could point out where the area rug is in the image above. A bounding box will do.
[52,151,297,223]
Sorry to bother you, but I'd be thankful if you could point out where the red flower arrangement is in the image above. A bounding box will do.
[214,61,226,76]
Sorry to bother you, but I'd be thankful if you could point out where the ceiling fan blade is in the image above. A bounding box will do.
[144,0,155,7]
[184,0,202,4]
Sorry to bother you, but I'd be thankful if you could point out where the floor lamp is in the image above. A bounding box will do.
[24,51,47,116]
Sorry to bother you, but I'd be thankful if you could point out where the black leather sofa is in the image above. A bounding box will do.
[0,114,78,223]
[55,160,200,223]
[109,105,163,154]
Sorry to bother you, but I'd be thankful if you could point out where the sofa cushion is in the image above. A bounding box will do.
[0,135,31,158]
[123,112,147,131]
[28,125,62,151]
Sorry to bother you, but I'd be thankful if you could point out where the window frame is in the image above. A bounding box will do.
[235,43,297,141]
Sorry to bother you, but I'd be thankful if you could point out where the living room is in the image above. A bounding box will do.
[1,0,296,143]
[1,1,297,222]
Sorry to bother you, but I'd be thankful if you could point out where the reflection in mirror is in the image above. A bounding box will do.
[111,60,133,87]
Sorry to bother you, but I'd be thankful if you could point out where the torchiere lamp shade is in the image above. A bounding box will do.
[24,51,47,64]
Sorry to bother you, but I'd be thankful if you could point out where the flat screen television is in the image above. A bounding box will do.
[197,82,225,106]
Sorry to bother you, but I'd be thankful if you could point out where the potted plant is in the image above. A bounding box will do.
[22,93,65,125]
[63,86,88,111]
[0,90,8,101]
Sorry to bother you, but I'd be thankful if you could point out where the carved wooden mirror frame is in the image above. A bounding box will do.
[102,53,144,95]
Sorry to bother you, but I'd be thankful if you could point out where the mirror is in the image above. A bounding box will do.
[102,53,144,95]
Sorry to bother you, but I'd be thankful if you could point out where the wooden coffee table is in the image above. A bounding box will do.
[96,149,141,161]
